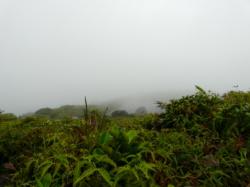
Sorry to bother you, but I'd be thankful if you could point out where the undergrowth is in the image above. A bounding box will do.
[0,87,250,186]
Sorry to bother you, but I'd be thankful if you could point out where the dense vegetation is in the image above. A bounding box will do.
[34,105,106,119]
[0,87,250,186]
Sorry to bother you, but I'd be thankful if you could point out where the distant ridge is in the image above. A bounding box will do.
[100,90,192,113]
[30,90,192,119]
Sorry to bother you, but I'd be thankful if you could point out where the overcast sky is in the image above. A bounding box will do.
[1,0,250,114]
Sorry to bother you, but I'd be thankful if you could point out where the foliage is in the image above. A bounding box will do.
[34,105,105,119]
[0,88,250,186]
[223,91,250,104]
[111,110,129,117]
[0,113,17,122]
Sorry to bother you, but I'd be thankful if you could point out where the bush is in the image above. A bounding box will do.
[150,86,222,130]
[0,113,17,122]
[111,110,129,117]
[144,87,250,139]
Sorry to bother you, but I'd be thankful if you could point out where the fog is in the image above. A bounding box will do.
[1,0,250,114]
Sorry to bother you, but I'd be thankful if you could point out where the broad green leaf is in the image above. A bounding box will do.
[25,159,37,174]
[41,162,54,178]
[110,125,120,137]
[95,155,117,168]
[73,167,98,187]
[73,162,81,182]
[97,168,113,186]
[131,168,139,181]
[211,170,230,178]
[40,174,52,187]
[115,165,131,175]
[53,163,61,177]
[93,148,105,155]
[114,166,139,186]
[65,154,78,161]
[38,160,53,170]
[125,130,138,144]
[55,154,69,167]
[99,132,113,145]
[73,161,93,182]
[36,179,44,187]
[114,166,131,186]
[137,161,155,179]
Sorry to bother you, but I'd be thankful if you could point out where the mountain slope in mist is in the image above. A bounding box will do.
[102,90,192,113]
[31,91,192,118]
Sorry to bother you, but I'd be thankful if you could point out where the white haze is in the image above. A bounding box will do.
[0,0,250,114]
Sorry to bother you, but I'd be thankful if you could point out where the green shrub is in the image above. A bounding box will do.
[1,88,250,186]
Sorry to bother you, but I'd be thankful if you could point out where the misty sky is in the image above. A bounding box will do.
[1,0,250,114]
